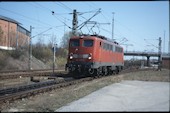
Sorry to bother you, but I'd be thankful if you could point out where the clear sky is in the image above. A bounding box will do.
[0,1,169,54]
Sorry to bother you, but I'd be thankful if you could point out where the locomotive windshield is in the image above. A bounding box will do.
[83,40,93,47]
[70,39,80,47]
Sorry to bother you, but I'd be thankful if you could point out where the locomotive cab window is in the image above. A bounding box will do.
[70,39,80,47]
[83,40,94,47]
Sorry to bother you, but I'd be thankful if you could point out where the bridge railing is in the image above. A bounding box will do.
[124,51,159,54]
[124,51,170,57]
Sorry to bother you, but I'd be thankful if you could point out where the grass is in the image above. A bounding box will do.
[123,69,170,82]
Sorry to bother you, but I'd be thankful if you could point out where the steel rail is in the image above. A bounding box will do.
[0,70,65,80]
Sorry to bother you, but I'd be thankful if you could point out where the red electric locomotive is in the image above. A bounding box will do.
[65,34,124,76]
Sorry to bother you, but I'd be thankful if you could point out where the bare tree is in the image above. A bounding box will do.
[61,31,73,49]
[48,34,58,48]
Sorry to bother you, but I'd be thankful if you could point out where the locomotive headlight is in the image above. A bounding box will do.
[70,56,73,59]
[70,53,73,59]
[88,53,92,60]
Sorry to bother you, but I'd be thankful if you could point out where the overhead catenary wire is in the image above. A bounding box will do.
[34,2,52,12]
[26,2,72,33]
[87,2,110,23]
[58,2,73,11]
[77,8,101,30]
[85,2,142,46]
[31,2,73,33]
[85,2,116,37]
[52,12,72,29]
[79,15,94,34]
[29,2,72,29]
[49,2,104,34]
[53,2,72,12]
[33,2,94,35]
[32,27,53,38]
[0,7,54,28]
[35,2,72,22]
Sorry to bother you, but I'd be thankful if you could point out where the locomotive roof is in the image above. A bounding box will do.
[77,34,120,46]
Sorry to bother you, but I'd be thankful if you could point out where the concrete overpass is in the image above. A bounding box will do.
[124,51,162,66]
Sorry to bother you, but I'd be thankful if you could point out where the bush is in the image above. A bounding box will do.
[56,56,67,68]
[56,48,68,58]
[0,51,8,70]
[9,49,25,59]
[32,42,68,69]
[32,43,53,63]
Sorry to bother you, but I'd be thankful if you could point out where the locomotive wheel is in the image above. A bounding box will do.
[111,70,116,75]
[116,67,119,74]
[93,69,99,76]
[91,68,101,77]
[97,68,103,76]
[88,68,94,75]
[103,66,108,76]
[108,67,113,75]
[98,67,103,76]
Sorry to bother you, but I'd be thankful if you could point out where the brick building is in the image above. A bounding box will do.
[162,55,170,69]
[0,15,30,50]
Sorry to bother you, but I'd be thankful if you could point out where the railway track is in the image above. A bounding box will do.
[0,69,61,74]
[0,68,151,109]
[0,69,65,80]
[0,66,145,80]
[0,79,64,96]
[0,76,93,109]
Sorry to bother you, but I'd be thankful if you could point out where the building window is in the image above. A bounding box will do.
[17,26,29,36]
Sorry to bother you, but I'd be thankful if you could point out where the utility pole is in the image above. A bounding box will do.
[158,37,162,63]
[29,26,33,70]
[70,9,102,36]
[72,9,78,36]
[169,35,170,54]
[28,27,52,70]
[158,37,162,70]
[53,44,57,75]
[112,12,115,40]
[163,30,165,54]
